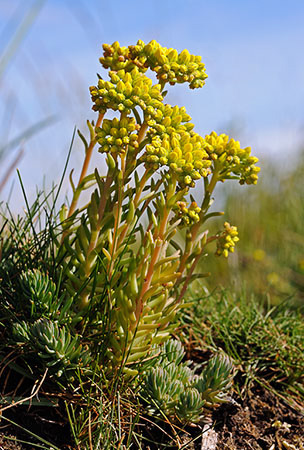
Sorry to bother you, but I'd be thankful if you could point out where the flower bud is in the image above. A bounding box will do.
[179,49,191,64]
[167,48,178,62]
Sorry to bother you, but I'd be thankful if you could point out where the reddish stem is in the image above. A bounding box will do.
[67,112,104,219]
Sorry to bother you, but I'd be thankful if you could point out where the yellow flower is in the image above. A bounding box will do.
[143,105,212,187]
[253,249,266,261]
[203,131,260,185]
[90,67,163,114]
[96,117,140,155]
[267,272,279,285]
[99,40,208,89]
[173,201,201,227]
[216,222,239,257]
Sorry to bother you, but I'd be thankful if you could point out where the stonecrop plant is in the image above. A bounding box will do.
[141,339,234,424]
[50,39,258,373]
[61,39,259,375]
[3,39,260,443]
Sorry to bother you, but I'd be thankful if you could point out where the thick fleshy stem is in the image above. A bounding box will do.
[115,168,153,251]
[67,112,104,219]
[107,118,151,272]
[107,153,126,278]
[178,170,220,275]
[134,178,176,324]
[177,234,217,304]
[137,122,148,144]
[79,172,113,309]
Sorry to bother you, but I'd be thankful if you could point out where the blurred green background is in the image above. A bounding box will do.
[201,152,304,304]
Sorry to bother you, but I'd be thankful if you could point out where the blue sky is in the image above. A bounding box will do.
[0,0,304,209]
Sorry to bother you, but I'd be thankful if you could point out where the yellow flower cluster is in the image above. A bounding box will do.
[203,131,260,185]
[101,41,137,72]
[90,41,260,192]
[143,105,212,187]
[216,222,239,257]
[147,104,193,134]
[174,200,201,226]
[130,40,208,89]
[144,132,212,187]
[90,67,163,114]
[96,117,140,155]
[100,40,208,89]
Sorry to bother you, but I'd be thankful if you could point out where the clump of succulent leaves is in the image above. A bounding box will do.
[11,269,91,380]
[141,339,234,423]
[3,40,259,416]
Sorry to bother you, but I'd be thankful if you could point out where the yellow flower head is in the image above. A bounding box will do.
[173,200,201,227]
[99,40,208,89]
[143,104,212,187]
[90,67,163,114]
[216,222,239,257]
[96,116,140,155]
[203,131,260,185]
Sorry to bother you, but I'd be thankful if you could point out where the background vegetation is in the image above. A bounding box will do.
[202,151,304,305]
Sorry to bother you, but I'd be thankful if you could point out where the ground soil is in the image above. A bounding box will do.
[214,386,304,450]
[0,433,22,450]
[0,386,303,449]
